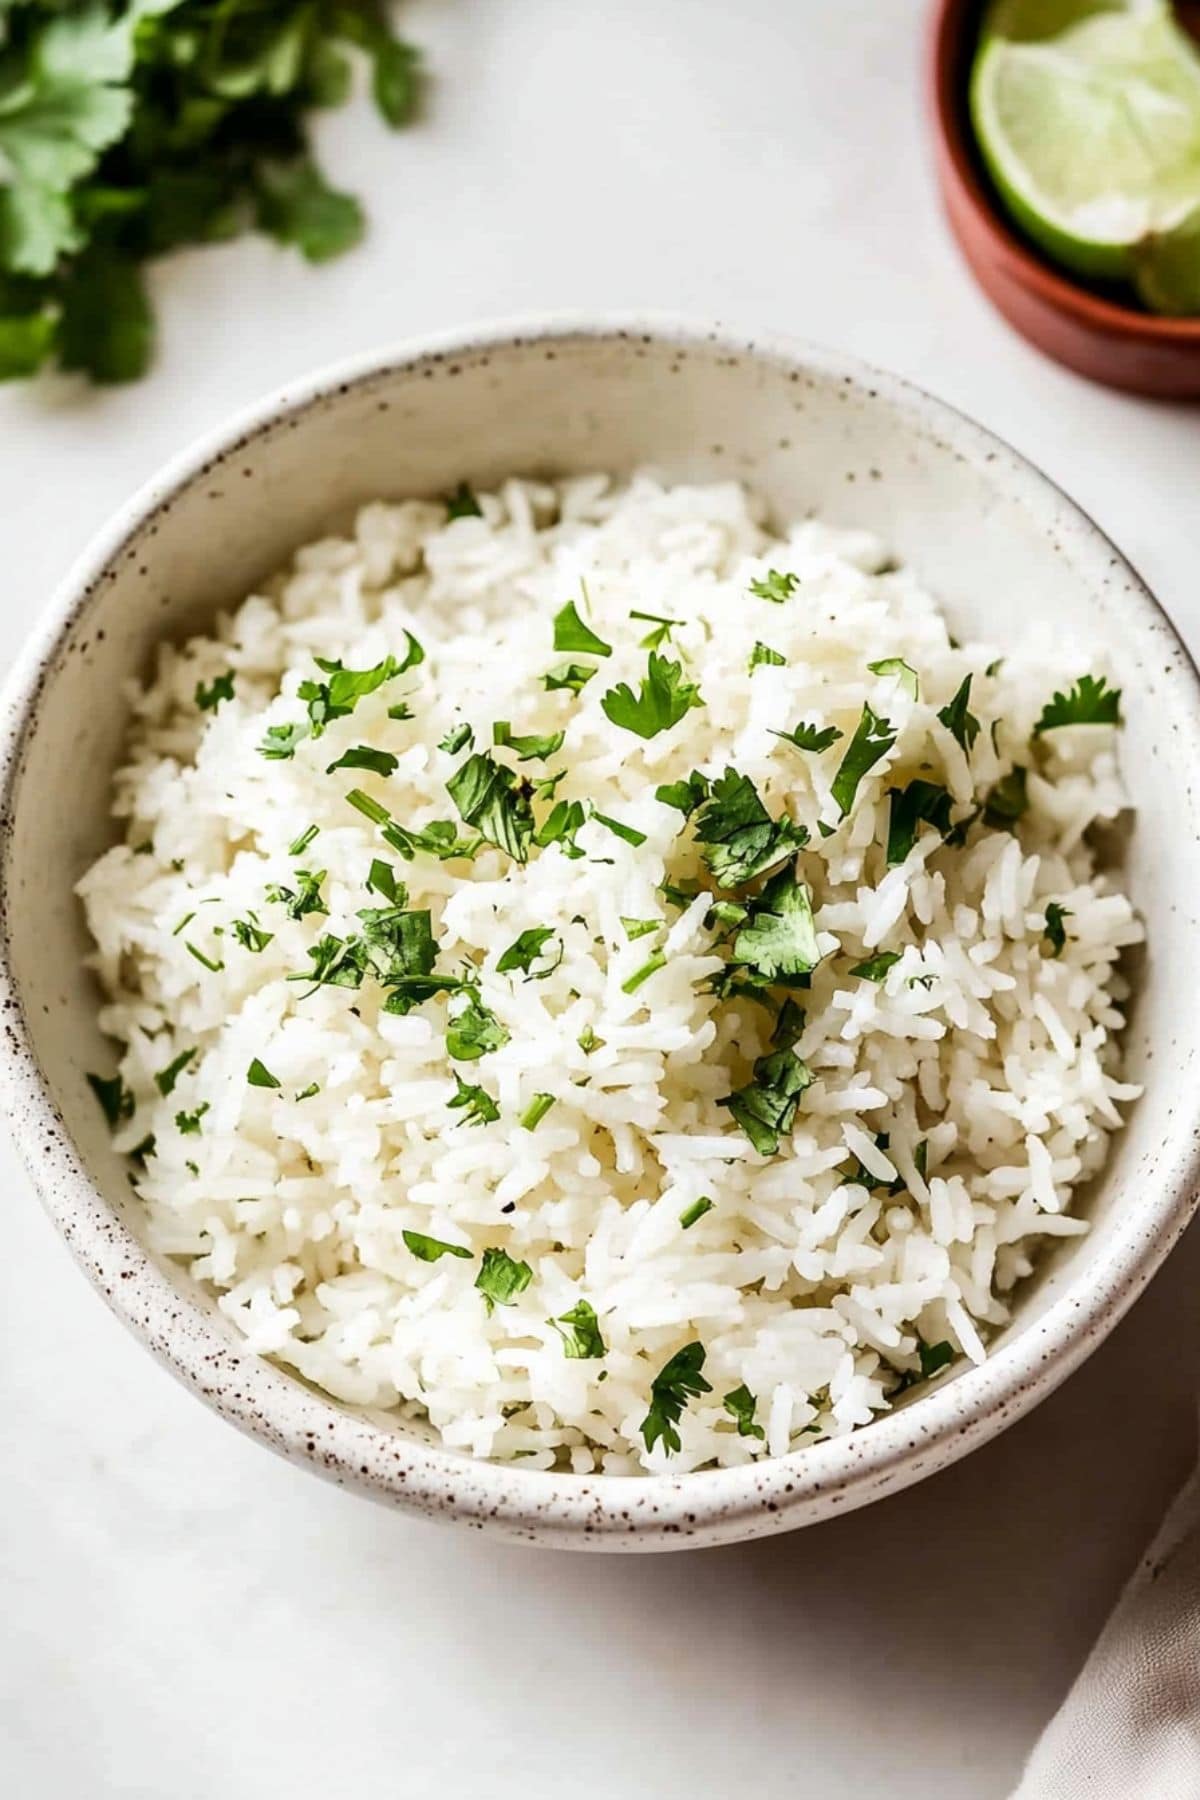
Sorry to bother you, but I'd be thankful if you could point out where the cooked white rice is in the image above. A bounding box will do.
[78,473,1142,1473]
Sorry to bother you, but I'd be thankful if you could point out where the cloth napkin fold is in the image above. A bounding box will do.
[1015,1456,1200,1798]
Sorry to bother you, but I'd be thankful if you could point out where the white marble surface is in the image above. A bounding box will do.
[3,2,1198,1793]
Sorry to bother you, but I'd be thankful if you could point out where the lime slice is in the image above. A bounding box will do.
[971,0,1200,282]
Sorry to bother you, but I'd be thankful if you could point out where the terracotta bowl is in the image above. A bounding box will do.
[4,318,1200,1549]
[929,0,1200,397]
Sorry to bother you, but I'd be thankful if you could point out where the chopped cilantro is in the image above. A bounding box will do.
[195,672,234,712]
[265,869,328,920]
[655,771,710,817]
[185,941,224,973]
[258,720,310,760]
[496,927,560,977]
[693,768,808,887]
[533,798,587,859]
[849,950,902,981]
[172,911,195,937]
[297,646,417,738]
[749,569,798,603]
[771,996,806,1049]
[621,917,660,941]
[641,1341,711,1454]
[446,752,534,863]
[154,1047,197,1096]
[543,663,597,695]
[720,1046,812,1155]
[550,1299,606,1359]
[577,1025,604,1054]
[1034,675,1121,734]
[438,722,474,755]
[749,641,786,672]
[920,1338,955,1377]
[290,933,366,995]
[519,1092,556,1130]
[345,787,390,826]
[868,656,919,700]
[86,1070,134,1127]
[983,765,1029,829]
[383,818,481,862]
[621,950,666,994]
[830,705,897,817]
[475,1246,533,1312]
[403,1229,472,1262]
[679,1195,714,1230]
[295,1083,321,1102]
[937,674,980,754]
[129,1134,156,1164]
[355,903,437,988]
[492,721,566,763]
[287,824,319,856]
[445,481,483,520]
[630,608,679,650]
[386,702,413,722]
[722,1382,766,1441]
[447,1073,500,1126]
[175,1102,209,1136]
[773,720,843,755]
[886,780,953,865]
[600,653,702,740]
[247,1058,281,1089]
[325,745,398,778]
[730,869,821,984]
[1043,901,1071,957]
[446,992,509,1061]
[592,809,647,848]
[367,858,402,903]
[552,599,611,658]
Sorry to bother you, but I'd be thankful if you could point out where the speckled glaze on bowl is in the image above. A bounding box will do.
[3,317,1200,1551]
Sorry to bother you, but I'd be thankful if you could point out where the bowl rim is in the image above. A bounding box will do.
[927,0,1200,346]
[4,310,1200,1549]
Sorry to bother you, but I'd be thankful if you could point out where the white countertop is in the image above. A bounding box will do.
[3,3,1198,1793]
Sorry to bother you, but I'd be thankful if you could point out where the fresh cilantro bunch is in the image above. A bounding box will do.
[0,0,419,382]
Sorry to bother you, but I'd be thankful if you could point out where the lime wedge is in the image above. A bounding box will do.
[971,0,1200,282]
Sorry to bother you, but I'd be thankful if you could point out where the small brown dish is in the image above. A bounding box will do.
[928,0,1200,398]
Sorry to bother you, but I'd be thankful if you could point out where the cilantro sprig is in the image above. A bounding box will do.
[641,1341,711,1454]
[601,653,702,741]
[1034,675,1122,734]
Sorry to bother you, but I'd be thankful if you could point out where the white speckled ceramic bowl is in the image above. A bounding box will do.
[3,317,1199,1550]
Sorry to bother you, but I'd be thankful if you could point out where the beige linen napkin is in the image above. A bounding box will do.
[1015,1459,1200,1797]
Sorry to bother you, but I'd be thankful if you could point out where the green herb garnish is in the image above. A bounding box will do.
[175,1101,209,1136]
[154,1047,197,1097]
[403,1229,472,1263]
[849,950,902,981]
[621,950,666,994]
[247,1058,281,1089]
[325,744,398,778]
[1043,901,1071,956]
[592,809,647,848]
[552,599,611,658]
[492,721,565,763]
[438,722,474,755]
[446,991,509,1061]
[543,663,597,696]
[693,768,808,887]
[621,917,660,941]
[550,1299,606,1359]
[749,569,798,603]
[868,656,919,699]
[496,927,560,977]
[983,765,1029,829]
[1034,675,1122,734]
[519,1092,555,1130]
[185,941,224,972]
[532,797,587,860]
[886,780,953,865]
[446,752,534,863]
[937,674,980,754]
[630,608,679,650]
[258,721,310,761]
[655,771,710,817]
[720,1046,812,1156]
[445,481,482,520]
[641,1341,711,1454]
[366,858,402,902]
[773,720,843,755]
[195,672,234,712]
[287,824,319,856]
[87,1069,134,1126]
[722,1382,766,1441]
[475,1246,533,1312]
[749,641,786,672]
[600,653,702,741]
[447,1073,500,1126]
[730,869,821,984]
[679,1195,714,1230]
[265,868,328,920]
[830,705,897,817]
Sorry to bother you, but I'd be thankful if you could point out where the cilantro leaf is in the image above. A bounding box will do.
[631,608,679,650]
[1043,901,1071,957]
[258,721,310,761]
[773,720,843,755]
[532,797,586,860]
[641,1341,711,1454]
[543,662,596,696]
[720,1046,812,1156]
[175,1101,209,1136]
[403,1229,472,1263]
[621,950,666,994]
[247,1058,281,1089]
[446,752,534,863]
[693,768,808,887]
[983,765,1029,829]
[290,933,366,994]
[655,771,710,817]
[551,1299,606,1359]
[849,950,902,981]
[447,1073,499,1126]
[58,246,152,383]
[154,1047,197,1096]
[438,722,473,755]
[299,650,410,736]
[254,157,362,262]
[592,809,647,847]
[445,481,482,520]
[749,641,785,672]
[195,672,234,712]
[519,1092,555,1130]
[496,927,559,977]
[886,780,953,865]
[749,569,798,603]
[937,675,980,754]
[621,916,660,941]
[1034,674,1122,733]
[325,744,398,778]
[265,868,328,920]
[366,858,402,902]
[722,1382,766,1441]
[679,1195,714,1230]
[868,656,919,699]
[492,721,565,763]
[730,869,821,983]
[601,653,702,740]
[830,705,897,817]
[87,1068,134,1127]
[446,991,509,1061]
[475,1246,533,1312]
[552,599,611,658]
[288,824,319,856]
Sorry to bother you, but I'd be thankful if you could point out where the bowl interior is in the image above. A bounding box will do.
[4,324,1199,1525]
